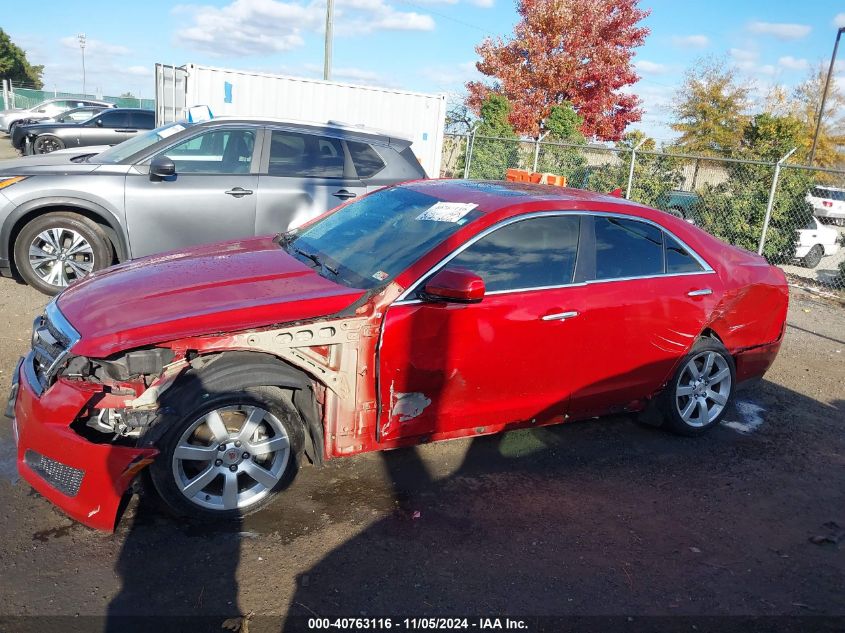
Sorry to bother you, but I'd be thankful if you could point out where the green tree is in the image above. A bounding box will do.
[467,94,520,179]
[535,102,588,178]
[583,131,683,204]
[0,29,43,89]
[670,58,751,156]
[698,114,811,262]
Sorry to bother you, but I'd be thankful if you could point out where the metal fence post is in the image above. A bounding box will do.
[532,131,549,173]
[463,129,477,179]
[758,147,797,256]
[625,138,646,200]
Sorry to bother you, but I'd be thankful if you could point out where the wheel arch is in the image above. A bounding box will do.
[152,351,325,467]
[3,199,129,276]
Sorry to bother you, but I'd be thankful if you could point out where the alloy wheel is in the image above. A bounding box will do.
[675,351,732,427]
[172,405,291,511]
[34,136,63,154]
[28,228,95,288]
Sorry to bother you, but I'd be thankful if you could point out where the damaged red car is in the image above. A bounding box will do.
[8,180,789,530]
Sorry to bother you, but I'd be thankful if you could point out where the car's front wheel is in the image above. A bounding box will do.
[14,212,113,295]
[801,244,824,268]
[661,337,735,436]
[149,387,304,521]
[33,134,65,154]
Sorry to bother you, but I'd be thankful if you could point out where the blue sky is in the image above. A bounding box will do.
[5,0,845,140]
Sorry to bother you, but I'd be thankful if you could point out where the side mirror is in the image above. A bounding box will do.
[150,155,176,180]
[95,119,104,127]
[421,267,485,304]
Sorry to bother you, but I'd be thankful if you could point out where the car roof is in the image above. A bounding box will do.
[202,116,412,146]
[400,179,642,214]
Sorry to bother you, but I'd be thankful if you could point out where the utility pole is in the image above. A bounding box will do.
[77,33,87,96]
[323,0,334,81]
[809,27,844,166]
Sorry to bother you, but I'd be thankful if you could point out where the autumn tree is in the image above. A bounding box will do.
[0,29,43,89]
[466,0,649,141]
[790,64,845,167]
[670,58,751,156]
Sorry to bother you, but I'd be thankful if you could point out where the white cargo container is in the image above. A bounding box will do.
[155,63,447,177]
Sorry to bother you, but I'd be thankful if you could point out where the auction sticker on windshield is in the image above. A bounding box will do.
[416,202,478,223]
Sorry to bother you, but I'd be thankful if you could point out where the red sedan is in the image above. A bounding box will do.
[9,180,788,530]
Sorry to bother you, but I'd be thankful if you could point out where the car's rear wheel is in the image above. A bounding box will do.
[149,387,304,521]
[13,212,112,295]
[33,134,65,154]
[661,337,735,436]
[801,244,824,268]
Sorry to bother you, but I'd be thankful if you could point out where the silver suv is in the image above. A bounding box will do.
[0,118,426,294]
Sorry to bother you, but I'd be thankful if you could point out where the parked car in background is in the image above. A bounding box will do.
[21,108,156,155]
[807,185,845,226]
[796,215,841,268]
[655,189,702,221]
[0,98,115,134]
[11,106,113,152]
[0,117,426,294]
[7,180,789,530]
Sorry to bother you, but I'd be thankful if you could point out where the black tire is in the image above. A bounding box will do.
[33,134,65,154]
[7,120,18,136]
[149,385,304,521]
[660,337,736,436]
[801,244,824,269]
[13,212,112,295]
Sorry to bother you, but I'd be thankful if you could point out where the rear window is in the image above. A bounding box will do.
[594,217,664,280]
[810,187,845,201]
[269,130,344,178]
[665,235,704,274]
[347,141,386,178]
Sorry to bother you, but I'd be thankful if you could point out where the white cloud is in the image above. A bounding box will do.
[730,48,757,63]
[419,61,478,87]
[671,34,709,49]
[635,60,669,74]
[59,36,130,57]
[469,0,494,7]
[834,13,845,28]
[778,56,809,71]
[747,21,811,40]
[174,0,434,56]
[125,65,153,76]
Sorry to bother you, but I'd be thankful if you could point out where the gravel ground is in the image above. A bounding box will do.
[0,278,842,632]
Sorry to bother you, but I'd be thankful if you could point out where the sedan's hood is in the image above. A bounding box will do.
[0,108,24,115]
[58,236,366,358]
[0,151,103,174]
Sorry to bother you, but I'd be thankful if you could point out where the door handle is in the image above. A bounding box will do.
[116,129,137,133]
[541,310,579,321]
[333,189,357,200]
[687,288,712,297]
[225,187,253,197]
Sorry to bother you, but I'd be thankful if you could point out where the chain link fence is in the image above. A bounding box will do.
[443,133,845,296]
[2,85,154,110]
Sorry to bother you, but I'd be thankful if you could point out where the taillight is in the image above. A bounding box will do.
[823,201,833,207]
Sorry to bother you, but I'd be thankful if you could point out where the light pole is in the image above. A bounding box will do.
[323,0,334,80]
[809,27,845,166]
[77,33,87,96]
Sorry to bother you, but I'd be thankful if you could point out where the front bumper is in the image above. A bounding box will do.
[12,358,157,531]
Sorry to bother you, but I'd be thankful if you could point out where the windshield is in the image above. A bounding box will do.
[284,187,483,290]
[95,122,192,164]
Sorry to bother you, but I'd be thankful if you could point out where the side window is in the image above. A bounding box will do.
[665,235,704,273]
[347,141,386,178]
[129,111,154,128]
[447,216,580,292]
[161,129,255,174]
[269,130,344,178]
[97,111,132,128]
[594,216,663,280]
